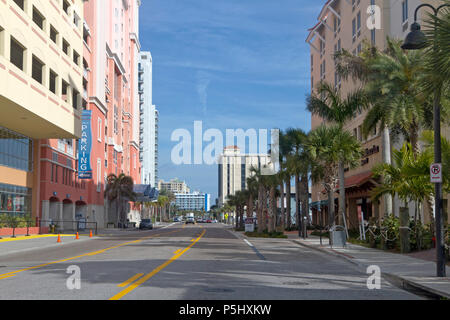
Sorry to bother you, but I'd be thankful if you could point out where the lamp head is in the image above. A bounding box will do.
[401,22,428,50]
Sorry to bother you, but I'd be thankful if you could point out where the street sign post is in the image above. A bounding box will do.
[430,163,442,183]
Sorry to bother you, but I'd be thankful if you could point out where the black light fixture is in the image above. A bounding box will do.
[401,22,427,50]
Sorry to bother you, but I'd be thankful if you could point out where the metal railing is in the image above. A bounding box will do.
[38,220,98,235]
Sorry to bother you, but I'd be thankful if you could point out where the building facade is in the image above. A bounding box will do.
[158,178,190,194]
[0,0,85,222]
[218,146,273,207]
[307,0,447,228]
[138,51,158,187]
[38,0,142,228]
[175,192,210,212]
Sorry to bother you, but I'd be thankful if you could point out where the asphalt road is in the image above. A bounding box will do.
[0,223,422,300]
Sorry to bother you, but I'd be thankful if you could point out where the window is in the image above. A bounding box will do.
[0,127,33,172]
[13,0,24,10]
[402,0,409,23]
[357,12,361,36]
[31,55,44,84]
[73,12,81,27]
[98,118,102,142]
[62,80,69,102]
[10,37,25,71]
[73,50,80,66]
[50,25,58,44]
[62,39,69,56]
[72,88,79,109]
[32,6,45,30]
[63,0,70,15]
[49,70,57,94]
[352,18,356,42]
[0,27,4,57]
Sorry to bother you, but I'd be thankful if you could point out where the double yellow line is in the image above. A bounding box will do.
[109,229,206,300]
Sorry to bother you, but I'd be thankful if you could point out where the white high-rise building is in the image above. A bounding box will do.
[138,51,159,187]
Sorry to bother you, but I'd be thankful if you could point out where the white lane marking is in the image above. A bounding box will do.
[244,239,254,247]
[161,223,177,229]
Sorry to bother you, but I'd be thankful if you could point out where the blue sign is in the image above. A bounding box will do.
[78,110,92,179]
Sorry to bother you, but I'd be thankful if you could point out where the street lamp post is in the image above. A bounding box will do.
[401,3,449,277]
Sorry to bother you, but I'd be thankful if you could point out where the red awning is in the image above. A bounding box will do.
[321,171,374,194]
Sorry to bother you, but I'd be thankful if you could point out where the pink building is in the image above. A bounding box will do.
[39,0,142,229]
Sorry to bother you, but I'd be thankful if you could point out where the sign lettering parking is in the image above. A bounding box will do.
[430,163,442,183]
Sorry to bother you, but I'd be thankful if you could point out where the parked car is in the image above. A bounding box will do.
[139,219,153,230]
[173,217,179,222]
[206,219,212,223]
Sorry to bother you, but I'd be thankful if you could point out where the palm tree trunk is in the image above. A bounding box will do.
[280,181,285,230]
[257,185,264,233]
[286,178,291,229]
[301,174,309,238]
[338,161,349,238]
[268,186,275,233]
[295,174,300,235]
[382,125,393,216]
[328,187,335,228]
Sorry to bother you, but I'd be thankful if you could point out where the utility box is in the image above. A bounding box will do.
[330,225,346,248]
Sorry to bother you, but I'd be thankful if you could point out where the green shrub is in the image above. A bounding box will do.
[245,231,287,238]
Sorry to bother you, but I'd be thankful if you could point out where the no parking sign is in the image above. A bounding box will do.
[430,163,442,183]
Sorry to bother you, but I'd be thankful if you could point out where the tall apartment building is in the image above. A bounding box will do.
[175,192,211,212]
[158,178,190,194]
[0,0,84,221]
[138,51,159,187]
[307,0,446,228]
[218,146,273,207]
[38,0,142,228]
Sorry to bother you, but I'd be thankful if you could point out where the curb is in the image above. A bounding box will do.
[291,239,450,300]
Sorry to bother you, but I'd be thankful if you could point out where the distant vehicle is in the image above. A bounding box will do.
[173,217,179,222]
[139,219,153,230]
[213,219,218,223]
[185,217,195,224]
[206,219,212,223]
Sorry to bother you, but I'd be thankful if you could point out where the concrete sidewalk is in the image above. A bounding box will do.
[287,233,450,299]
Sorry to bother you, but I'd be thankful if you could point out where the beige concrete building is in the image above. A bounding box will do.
[158,178,190,194]
[0,0,84,220]
[307,0,447,228]
[218,146,273,207]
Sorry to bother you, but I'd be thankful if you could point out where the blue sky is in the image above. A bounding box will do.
[139,0,322,202]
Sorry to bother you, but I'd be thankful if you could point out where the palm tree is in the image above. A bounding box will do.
[371,142,435,224]
[308,125,362,228]
[104,173,136,227]
[307,82,366,232]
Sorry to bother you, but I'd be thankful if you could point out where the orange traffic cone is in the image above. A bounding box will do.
[89,230,93,238]
[75,232,79,240]
[57,234,61,243]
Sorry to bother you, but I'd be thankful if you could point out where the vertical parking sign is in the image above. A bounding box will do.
[78,110,92,179]
[430,163,442,183]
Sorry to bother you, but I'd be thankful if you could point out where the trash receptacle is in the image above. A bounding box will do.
[330,225,346,248]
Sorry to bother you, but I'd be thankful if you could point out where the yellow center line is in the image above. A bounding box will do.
[0,274,16,280]
[0,229,182,279]
[109,229,206,300]
[173,249,182,254]
[118,273,144,288]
